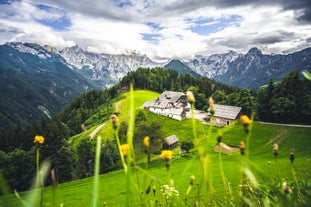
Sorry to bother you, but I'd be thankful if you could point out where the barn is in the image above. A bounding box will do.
[163,134,179,150]
[207,104,242,126]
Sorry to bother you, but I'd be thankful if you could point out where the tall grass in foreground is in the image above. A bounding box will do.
[1,85,310,206]
[101,87,309,206]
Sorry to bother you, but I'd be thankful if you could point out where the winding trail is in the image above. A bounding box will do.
[90,123,106,139]
[214,142,240,154]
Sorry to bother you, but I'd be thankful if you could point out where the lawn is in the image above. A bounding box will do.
[1,89,311,206]
[2,122,310,206]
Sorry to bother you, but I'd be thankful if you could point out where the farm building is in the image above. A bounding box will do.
[163,134,179,150]
[207,104,242,126]
[143,91,189,120]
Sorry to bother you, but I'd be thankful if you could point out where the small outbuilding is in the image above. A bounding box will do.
[163,134,179,150]
[207,104,242,126]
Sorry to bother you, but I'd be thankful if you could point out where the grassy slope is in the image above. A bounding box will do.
[2,90,311,206]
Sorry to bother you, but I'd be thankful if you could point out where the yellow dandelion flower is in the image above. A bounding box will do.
[239,141,245,149]
[34,135,45,144]
[160,150,173,160]
[144,136,150,148]
[239,141,245,155]
[121,144,129,156]
[161,150,173,171]
[240,115,251,125]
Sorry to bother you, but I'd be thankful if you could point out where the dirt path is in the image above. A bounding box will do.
[90,123,106,139]
[214,143,240,154]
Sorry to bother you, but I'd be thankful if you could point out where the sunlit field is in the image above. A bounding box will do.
[1,89,310,207]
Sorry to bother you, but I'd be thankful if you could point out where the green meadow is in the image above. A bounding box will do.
[1,90,311,206]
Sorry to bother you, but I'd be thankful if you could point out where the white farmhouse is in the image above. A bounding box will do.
[143,91,188,120]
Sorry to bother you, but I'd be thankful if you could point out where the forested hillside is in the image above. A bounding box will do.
[256,70,311,123]
[0,43,96,130]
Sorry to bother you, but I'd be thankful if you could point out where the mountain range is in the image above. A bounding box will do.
[168,47,311,89]
[0,42,310,129]
[59,44,311,90]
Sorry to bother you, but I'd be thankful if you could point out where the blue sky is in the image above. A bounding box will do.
[35,4,71,31]
[0,0,310,61]
[187,15,242,36]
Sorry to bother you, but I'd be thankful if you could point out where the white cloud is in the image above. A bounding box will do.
[0,0,310,61]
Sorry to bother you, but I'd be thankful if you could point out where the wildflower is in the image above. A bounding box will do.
[161,184,179,199]
[160,150,173,159]
[239,141,245,155]
[208,97,215,115]
[273,143,279,158]
[110,114,118,130]
[240,115,251,125]
[186,91,195,104]
[144,136,150,148]
[34,135,45,144]
[121,144,129,156]
[284,186,292,194]
[160,150,173,170]
[282,182,292,194]
[240,115,251,133]
[208,97,215,106]
[190,175,195,185]
[289,148,295,163]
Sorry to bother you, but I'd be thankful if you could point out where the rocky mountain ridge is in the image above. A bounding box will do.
[7,42,310,90]
[1,41,310,128]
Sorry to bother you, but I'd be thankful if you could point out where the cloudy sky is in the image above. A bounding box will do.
[0,0,311,61]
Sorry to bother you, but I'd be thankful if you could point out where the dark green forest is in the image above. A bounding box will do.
[0,67,310,192]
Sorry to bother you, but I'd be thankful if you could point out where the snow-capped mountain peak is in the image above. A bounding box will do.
[246,47,262,56]
[60,45,161,83]
[6,42,52,59]
[187,50,240,78]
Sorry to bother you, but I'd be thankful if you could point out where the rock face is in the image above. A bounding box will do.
[60,45,160,88]
[185,47,311,89]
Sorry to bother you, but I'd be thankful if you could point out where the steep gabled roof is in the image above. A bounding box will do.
[209,104,242,120]
[164,134,179,145]
[159,91,185,103]
[144,91,186,109]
